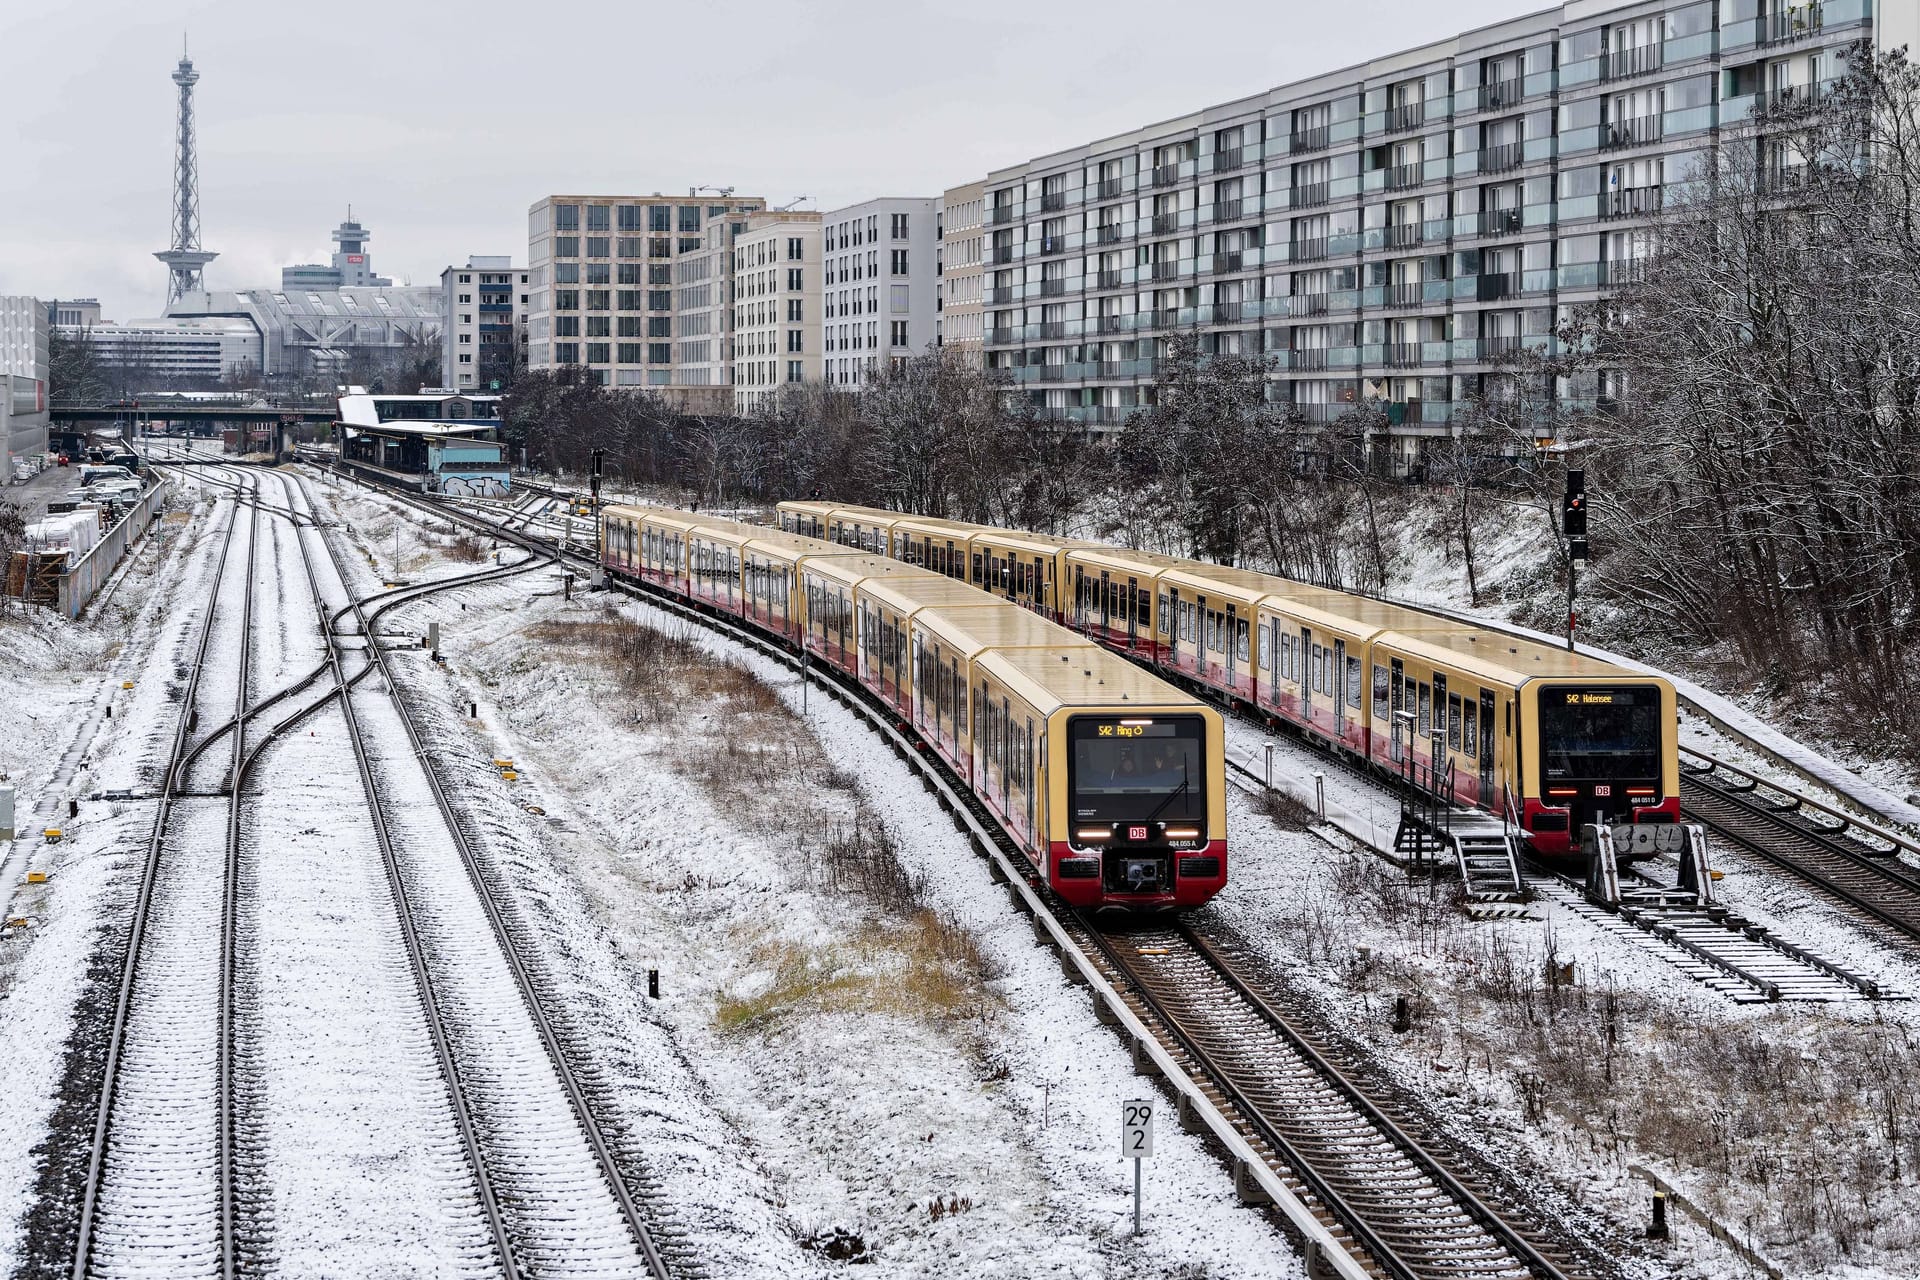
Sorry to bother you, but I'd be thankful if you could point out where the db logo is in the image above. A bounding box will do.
[1128,826,1149,841]
[1594,785,1612,797]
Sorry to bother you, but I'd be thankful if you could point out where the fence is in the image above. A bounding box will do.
[54,478,173,618]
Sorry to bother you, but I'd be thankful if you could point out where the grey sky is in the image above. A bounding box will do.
[3,0,1539,324]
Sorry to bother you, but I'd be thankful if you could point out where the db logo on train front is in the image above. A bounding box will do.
[1129,825,1148,841]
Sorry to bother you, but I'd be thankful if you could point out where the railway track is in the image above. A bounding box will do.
[1681,746,1920,945]
[317,467,1597,1280]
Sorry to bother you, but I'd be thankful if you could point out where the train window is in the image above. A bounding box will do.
[1463,698,1478,758]
[1448,694,1462,749]
[1347,657,1362,709]
[1158,595,1170,633]
[1137,586,1150,625]
[1259,624,1272,670]
[1418,682,1432,736]
[1236,618,1250,662]
[1310,644,1322,692]
[1372,664,1389,718]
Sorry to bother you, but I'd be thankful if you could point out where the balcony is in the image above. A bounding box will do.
[1387,102,1424,133]
[1213,251,1246,274]
[1095,314,1126,334]
[1477,272,1519,301]
[1385,222,1422,249]
[1483,335,1523,360]
[1153,164,1183,187]
[1292,293,1330,316]
[1097,360,1131,377]
[1293,181,1330,208]
[1291,237,1329,261]
[990,204,1016,225]
[1479,207,1523,236]
[1152,212,1179,234]
[1290,348,1330,371]
[1386,163,1422,190]
[1604,115,1663,149]
[1039,321,1067,339]
[1290,126,1331,154]
[1479,79,1522,111]
[1040,364,1067,382]
[1604,45,1662,79]
[1040,191,1066,211]
[1379,283,1425,308]
[1151,261,1180,281]
[1603,185,1663,218]
[990,327,1015,345]
[1763,3,1823,43]
[1150,308,1181,328]
[1479,143,1524,173]
[1212,198,1247,222]
[991,286,1015,304]
[1383,343,1423,367]
[1097,224,1123,244]
[1215,301,1245,322]
[1040,235,1067,256]
[1213,147,1245,173]
[1098,178,1125,199]
[992,245,1015,264]
[1039,278,1067,297]
[1097,269,1125,290]
[1758,164,1808,195]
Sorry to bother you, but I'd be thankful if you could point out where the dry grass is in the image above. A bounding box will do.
[1254,786,1318,831]
[1290,844,1920,1267]
[443,533,490,563]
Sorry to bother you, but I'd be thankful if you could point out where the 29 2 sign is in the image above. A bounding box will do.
[1122,1099,1155,1159]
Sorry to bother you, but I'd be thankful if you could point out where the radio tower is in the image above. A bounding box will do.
[155,41,217,305]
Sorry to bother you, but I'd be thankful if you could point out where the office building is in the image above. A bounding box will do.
[282,213,395,291]
[441,257,529,391]
[525,192,768,413]
[939,182,986,360]
[819,197,939,389]
[980,0,1909,467]
[0,296,50,479]
[55,318,262,384]
[732,212,823,414]
[49,300,104,327]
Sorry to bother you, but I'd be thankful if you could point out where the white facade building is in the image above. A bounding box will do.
[939,182,986,359]
[732,213,822,415]
[440,257,529,391]
[54,319,261,384]
[819,196,939,389]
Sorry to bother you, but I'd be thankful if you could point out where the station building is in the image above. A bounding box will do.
[336,389,510,497]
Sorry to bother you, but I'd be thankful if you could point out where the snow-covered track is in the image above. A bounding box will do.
[289,472,673,1278]
[1681,746,1920,947]
[73,468,260,1280]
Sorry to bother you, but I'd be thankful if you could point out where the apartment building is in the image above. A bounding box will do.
[940,181,986,361]
[981,0,1911,466]
[819,197,939,389]
[440,256,529,391]
[525,192,767,414]
[732,213,824,414]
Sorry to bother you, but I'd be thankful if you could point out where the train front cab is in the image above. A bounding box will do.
[980,649,1226,913]
[1517,675,1681,857]
[1251,594,1376,755]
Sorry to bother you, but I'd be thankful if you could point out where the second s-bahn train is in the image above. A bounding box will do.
[775,501,1680,859]
[599,504,1228,911]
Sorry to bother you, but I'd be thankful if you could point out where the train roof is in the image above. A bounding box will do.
[801,551,921,588]
[858,574,996,615]
[1064,544,1192,574]
[889,514,980,542]
[969,526,1089,555]
[1379,628,1671,685]
[981,646,1206,714]
[912,602,1099,657]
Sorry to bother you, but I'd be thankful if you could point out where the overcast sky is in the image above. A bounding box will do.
[2,0,1537,324]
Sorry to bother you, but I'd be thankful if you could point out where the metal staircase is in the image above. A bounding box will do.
[1389,751,1527,917]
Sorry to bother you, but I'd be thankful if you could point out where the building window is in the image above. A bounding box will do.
[458,333,473,344]
[678,205,701,233]
[585,263,610,284]
[618,342,643,363]
[618,205,644,232]
[555,236,579,258]
[788,360,803,383]
[891,250,908,275]
[586,204,610,231]
[554,204,580,231]
[891,321,908,347]
[458,353,472,363]
[891,213,908,239]
[586,290,610,310]
[586,237,610,258]
[586,342,610,364]
[678,237,701,253]
[618,316,643,337]
[787,329,803,352]
[891,284,910,312]
[788,237,804,261]
[458,293,471,304]
[648,290,672,310]
[787,298,803,322]
[648,342,672,363]
[554,289,579,311]
[555,316,580,337]
[787,267,803,290]
[555,341,580,363]
[586,316,610,337]
[649,317,672,337]
[648,205,671,232]
[617,290,643,310]
[554,263,580,284]
[618,264,642,285]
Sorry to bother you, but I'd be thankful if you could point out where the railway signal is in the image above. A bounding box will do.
[1562,467,1586,651]
[589,448,604,504]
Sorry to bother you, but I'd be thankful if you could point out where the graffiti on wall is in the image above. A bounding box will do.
[437,472,511,498]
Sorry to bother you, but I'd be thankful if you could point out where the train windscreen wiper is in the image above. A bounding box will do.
[1144,766,1191,822]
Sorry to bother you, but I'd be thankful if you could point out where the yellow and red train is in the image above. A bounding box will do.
[776,501,1681,858]
[600,505,1228,912]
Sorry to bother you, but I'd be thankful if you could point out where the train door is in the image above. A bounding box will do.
[1125,578,1139,647]
[1071,566,1086,629]
[1024,718,1036,842]
[1036,558,1050,618]
[1479,690,1496,807]
[1332,639,1347,740]
[972,549,984,586]
[1389,659,1406,764]
[1098,572,1111,635]
[1224,605,1239,690]
[1299,628,1313,720]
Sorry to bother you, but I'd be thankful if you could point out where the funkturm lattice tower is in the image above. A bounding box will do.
[155,47,217,305]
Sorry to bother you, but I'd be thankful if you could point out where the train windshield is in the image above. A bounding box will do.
[1538,686,1662,781]
[1069,715,1206,822]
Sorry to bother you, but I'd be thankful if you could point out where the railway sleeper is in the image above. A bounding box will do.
[1130,1035,1160,1078]
[1093,990,1120,1026]
[1234,1157,1275,1206]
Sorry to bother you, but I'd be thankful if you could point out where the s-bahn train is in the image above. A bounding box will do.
[775,501,1681,859]
[599,505,1228,912]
